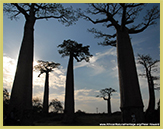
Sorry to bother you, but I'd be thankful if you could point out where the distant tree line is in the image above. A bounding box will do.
[3,88,63,125]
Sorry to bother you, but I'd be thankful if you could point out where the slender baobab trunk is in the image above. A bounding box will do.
[116,29,144,122]
[145,70,155,120]
[107,98,111,115]
[63,53,74,123]
[43,72,49,114]
[8,17,35,124]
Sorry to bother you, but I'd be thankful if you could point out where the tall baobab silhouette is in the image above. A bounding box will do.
[78,3,159,122]
[137,54,159,121]
[58,39,92,123]
[3,3,77,124]
[96,88,116,115]
[34,60,60,114]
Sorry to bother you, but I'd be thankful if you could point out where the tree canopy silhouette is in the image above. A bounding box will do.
[34,60,60,114]
[137,54,160,121]
[4,3,77,25]
[78,3,160,122]
[49,99,63,113]
[58,39,92,62]
[58,39,92,123]
[96,88,116,114]
[4,3,77,124]
[32,97,43,113]
[34,60,60,77]
[3,88,10,119]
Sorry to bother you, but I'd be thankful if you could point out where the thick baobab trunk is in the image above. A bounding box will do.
[116,29,144,122]
[43,72,49,114]
[63,53,74,123]
[8,18,35,124]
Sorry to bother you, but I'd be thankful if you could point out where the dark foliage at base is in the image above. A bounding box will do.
[3,110,160,126]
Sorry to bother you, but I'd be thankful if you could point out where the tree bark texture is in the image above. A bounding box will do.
[116,29,144,122]
[63,53,74,123]
[43,72,49,114]
[8,17,35,123]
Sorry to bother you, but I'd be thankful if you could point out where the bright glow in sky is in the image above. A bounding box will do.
[3,3,160,113]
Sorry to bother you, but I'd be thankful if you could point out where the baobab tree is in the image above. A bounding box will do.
[78,3,160,122]
[137,54,159,120]
[3,3,77,124]
[58,39,92,123]
[34,60,60,114]
[96,88,116,115]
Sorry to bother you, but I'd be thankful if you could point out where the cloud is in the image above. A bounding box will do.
[3,55,17,91]
[3,52,159,113]
[74,47,117,75]
[3,55,66,99]
[33,71,45,87]
[132,37,147,46]
[75,89,98,98]
[33,85,44,99]
[33,65,66,102]
[74,88,103,112]
[48,67,66,88]
[74,88,120,113]
[110,59,118,78]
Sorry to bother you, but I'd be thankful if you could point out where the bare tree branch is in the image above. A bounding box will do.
[82,14,109,24]
[128,23,150,34]
[81,4,120,29]
[106,23,114,28]
[88,28,116,38]
[98,40,116,47]
[128,5,159,34]
[12,3,29,19]
[125,3,145,8]
[88,28,117,47]
[36,15,64,20]
[4,3,78,26]
[137,54,160,79]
